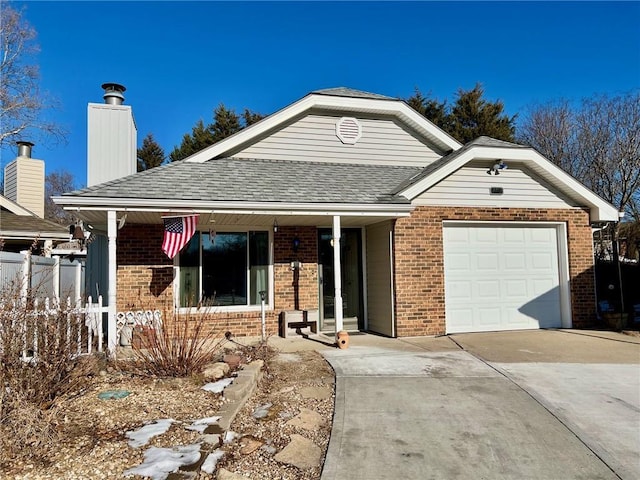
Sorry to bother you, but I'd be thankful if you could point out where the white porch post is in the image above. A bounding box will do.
[332,215,343,337]
[107,210,118,356]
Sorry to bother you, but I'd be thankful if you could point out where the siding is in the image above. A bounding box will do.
[233,114,442,166]
[365,220,394,336]
[414,163,579,209]
[3,158,45,218]
[87,104,137,187]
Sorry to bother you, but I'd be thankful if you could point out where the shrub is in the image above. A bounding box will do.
[0,285,98,465]
[128,308,225,377]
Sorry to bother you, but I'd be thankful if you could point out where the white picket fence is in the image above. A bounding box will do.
[0,295,105,361]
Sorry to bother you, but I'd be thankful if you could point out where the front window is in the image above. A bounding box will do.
[178,230,270,308]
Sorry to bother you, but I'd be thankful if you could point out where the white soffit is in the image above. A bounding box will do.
[184,94,462,163]
[400,146,620,222]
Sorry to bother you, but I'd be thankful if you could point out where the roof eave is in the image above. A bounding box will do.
[53,196,414,216]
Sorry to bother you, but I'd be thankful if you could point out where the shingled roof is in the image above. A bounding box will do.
[312,87,398,101]
[0,208,68,238]
[65,158,420,205]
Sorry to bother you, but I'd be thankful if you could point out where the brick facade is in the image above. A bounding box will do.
[116,224,319,338]
[115,207,595,339]
[393,206,596,337]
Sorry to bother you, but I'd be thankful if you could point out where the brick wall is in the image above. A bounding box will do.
[117,224,174,310]
[116,224,319,338]
[393,207,595,337]
[273,226,319,313]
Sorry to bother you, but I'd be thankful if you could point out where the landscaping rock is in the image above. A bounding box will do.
[239,435,264,455]
[300,386,332,400]
[285,408,325,430]
[202,362,230,381]
[217,468,252,480]
[274,434,322,469]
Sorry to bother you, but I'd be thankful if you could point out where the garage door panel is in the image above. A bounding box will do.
[505,279,528,298]
[446,253,471,271]
[447,280,474,300]
[477,280,501,300]
[475,228,498,243]
[477,253,500,271]
[444,225,562,334]
[531,252,554,270]
[477,307,502,327]
[503,228,526,243]
[504,253,526,271]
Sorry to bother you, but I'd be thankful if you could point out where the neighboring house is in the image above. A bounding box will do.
[1,142,69,254]
[54,85,619,350]
[0,195,69,254]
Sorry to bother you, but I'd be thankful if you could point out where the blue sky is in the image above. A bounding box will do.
[3,1,639,188]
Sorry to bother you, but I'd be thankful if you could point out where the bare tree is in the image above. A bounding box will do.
[45,170,76,224]
[0,5,64,147]
[519,91,640,216]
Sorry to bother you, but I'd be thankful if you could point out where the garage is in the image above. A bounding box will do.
[443,223,565,334]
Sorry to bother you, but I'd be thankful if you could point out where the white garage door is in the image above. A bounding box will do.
[443,224,562,334]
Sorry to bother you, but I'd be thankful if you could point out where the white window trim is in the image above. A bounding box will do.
[174,227,274,314]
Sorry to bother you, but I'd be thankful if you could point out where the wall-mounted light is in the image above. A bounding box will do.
[292,236,300,252]
[273,218,278,233]
[487,160,508,175]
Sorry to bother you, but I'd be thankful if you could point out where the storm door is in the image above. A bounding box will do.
[318,228,364,332]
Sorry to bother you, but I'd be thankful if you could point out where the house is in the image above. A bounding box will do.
[54,85,619,351]
[1,142,69,254]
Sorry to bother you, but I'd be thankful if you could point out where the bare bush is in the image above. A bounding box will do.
[128,308,225,377]
[0,284,99,465]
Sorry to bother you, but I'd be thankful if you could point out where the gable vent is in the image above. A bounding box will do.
[336,117,362,144]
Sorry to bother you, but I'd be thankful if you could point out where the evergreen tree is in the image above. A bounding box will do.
[169,119,215,162]
[211,103,241,142]
[169,104,265,162]
[242,108,264,127]
[406,88,448,131]
[448,84,516,143]
[137,133,165,171]
[406,84,516,144]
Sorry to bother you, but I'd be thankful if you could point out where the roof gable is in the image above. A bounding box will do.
[184,89,462,163]
[397,140,620,222]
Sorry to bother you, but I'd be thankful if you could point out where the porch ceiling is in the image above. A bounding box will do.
[76,210,403,231]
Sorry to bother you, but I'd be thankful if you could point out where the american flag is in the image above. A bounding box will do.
[162,215,198,259]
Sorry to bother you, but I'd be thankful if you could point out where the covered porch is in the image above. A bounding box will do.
[70,204,410,353]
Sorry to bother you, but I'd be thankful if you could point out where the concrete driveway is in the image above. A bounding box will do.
[320,330,640,480]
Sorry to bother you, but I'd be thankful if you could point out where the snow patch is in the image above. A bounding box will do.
[224,430,239,444]
[200,448,225,474]
[202,377,234,393]
[126,419,174,448]
[185,416,222,433]
[123,443,201,480]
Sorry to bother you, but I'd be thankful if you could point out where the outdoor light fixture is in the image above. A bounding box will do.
[273,218,278,233]
[487,160,508,175]
[292,236,300,252]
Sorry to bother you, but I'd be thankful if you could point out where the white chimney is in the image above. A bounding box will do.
[87,83,137,187]
[4,141,45,217]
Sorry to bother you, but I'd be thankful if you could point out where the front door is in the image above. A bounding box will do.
[318,228,364,332]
